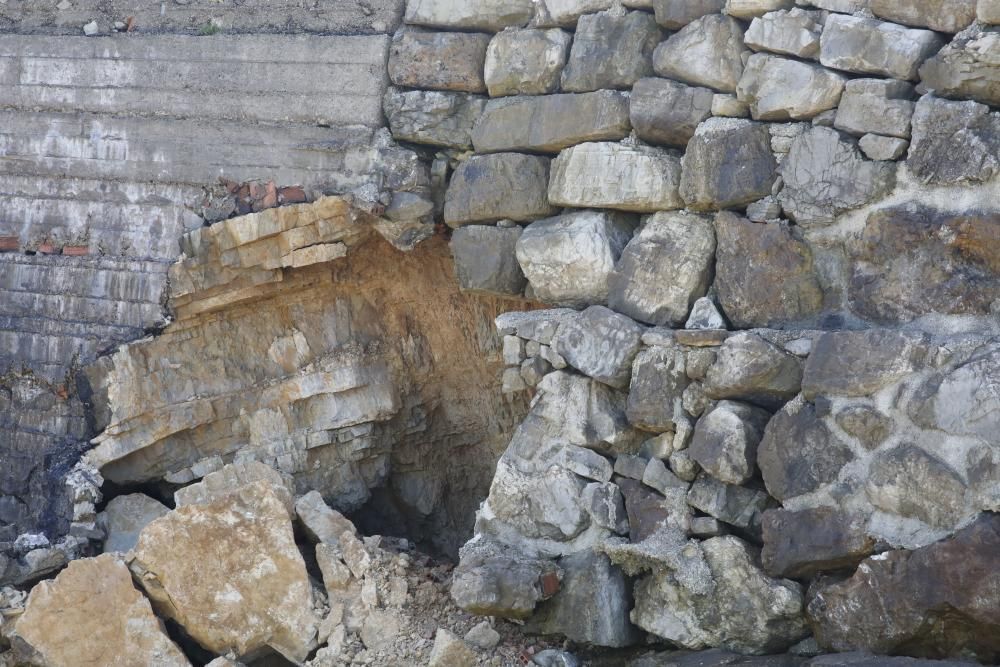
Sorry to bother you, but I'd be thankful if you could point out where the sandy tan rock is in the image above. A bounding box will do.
[13,554,189,667]
[130,480,319,662]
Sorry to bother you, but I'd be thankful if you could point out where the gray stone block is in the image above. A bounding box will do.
[450,225,527,296]
[630,78,714,148]
[834,78,916,139]
[653,14,749,93]
[680,119,778,211]
[384,88,487,149]
[561,10,662,93]
[484,28,572,97]
[444,153,556,226]
[819,14,943,81]
[388,29,490,92]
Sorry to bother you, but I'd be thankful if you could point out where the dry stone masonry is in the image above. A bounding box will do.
[1,0,1000,665]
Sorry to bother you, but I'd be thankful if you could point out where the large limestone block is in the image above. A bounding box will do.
[761,508,874,579]
[429,629,477,667]
[632,536,808,654]
[834,79,916,139]
[526,549,639,647]
[689,400,771,485]
[539,0,615,27]
[652,0,725,29]
[294,490,358,546]
[703,332,804,410]
[725,0,794,19]
[383,88,487,149]
[13,554,190,667]
[866,445,970,530]
[686,474,772,532]
[388,29,490,92]
[653,14,749,93]
[549,142,684,213]
[173,460,294,513]
[450,224,527,296]
[713,213,823,328]
[919,26,1000,108]
[778,127,896,227]
[848,206,1000,324]
[796,0,867,11]
[561,10,662,93]
[757,396,854,501]
[607,211,716,327]
[680,119,777,211]
[404,0,534,31]
[472,91,631,154]
[737,53,845,121]
[484,28,572,96]
[629,78,714,148]
[451,540,558,618]
[819,15,943,81]
[515,210,635,307]
[131,480,319,662]
[870,0,977,33]
[552,306,645,389]
[907,95,1000,185]
[802,330,929,399]
[982,0,1000,23]
[744,8,824,59]
[97,493,170,554]
[808,515,1000,662]
[444,153,556,226]
[626,344,690,432]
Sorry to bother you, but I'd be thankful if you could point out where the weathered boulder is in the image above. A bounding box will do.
[737,54,845,121]
[130,479,319,662]
[808,514,1000,662]
[686,298,727,330]
[429,629,478,667]
[627,344,689,432]
[607,211,716,327]
[383,88,486,149]
[652,0,725,29]
[581,482,630,535]
[561,10,662,93]
[757,396,854,501]
[866,445,971,530]
[450,224,526,296]
[778,127,896,227]
[834,405,894,450]
[452,539,559,619]
[403,0,534,31]
[538,0,615,27]
[630,78,714,148]
[802,330,930,399]
[617,477,692,541]
[549,142,684,213]
[173,461,294,513]
[819,15,943,81]
[919,25,1000,108]
[388,29,490,93]
[444,153,556,226]
[744,8,824,59]
[12,554,190,667]
[859,135,909,161]
[689,401,771,485]
[703,333,804,410]
[553,306,645,389]
[686,475,772,532]
[632,536,808,654]
[527,549,639,647]
[870,0,977,33]
[97,493,170,554]
[834,79,916,139]
[847,206,1000,324]
[713,214,823,329]
[761,508,874,578]
[484,28,572,97]
[653,14,750,93]
[906,95,1000,185]
[294,490,357,546]
[982,0,1000,23]
[515,210,634,308]
[472,91,631,153]
[680,119,778,211]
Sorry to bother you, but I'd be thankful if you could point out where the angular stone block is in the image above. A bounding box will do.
[819,14,943,81]
[689,400,771,485]
[981,0,1000,23]
[626,344,689,432]
[761,508,874,578]
[652,0,725,30]
[484,28,572,97]
[737,53,846,121]
[561,10,662,93]
[607,211,716,327]
[834,78,916,139]
[653,14,750,93]
[404,0,534,31]
[630,78,714,147]
[549,142,684,213]
[553,306,645,389]
[388,29,491,92]
[680,119,778,211]
[744,8,824,59]
[450,224,527,296]
[778,126,896,227]
[472,91,631,154]
[444,153,556,226]
[870,0,977,33]
[383,88,487,149]
[515,210,635,307]
[907,95,1000,185]
[919,26,1000,108]
[702,332,804,410]
[725,0,794,18]
[859,134,909,160]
